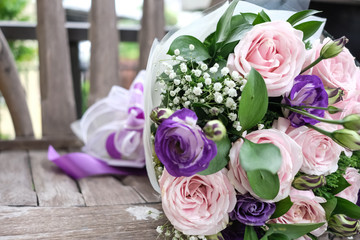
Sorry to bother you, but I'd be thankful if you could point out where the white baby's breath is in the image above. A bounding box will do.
[221,67,230,76]
[200,63,208,71]
[228,112,237,121]
[209,67,218,73]
[174,49,180,55]
[204,78,212,85]
[214,82,222,91]
[189,44,195,50]
[169,72,176,79]
[228,88,237,97]
[193,87,202,96]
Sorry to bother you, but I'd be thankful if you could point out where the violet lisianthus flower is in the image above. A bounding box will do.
[154,108,217,177]
[283,75,328,127]
[229,194,276,226]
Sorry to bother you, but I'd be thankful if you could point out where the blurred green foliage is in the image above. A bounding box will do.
[119,42,139,60]
[0,0,36,64]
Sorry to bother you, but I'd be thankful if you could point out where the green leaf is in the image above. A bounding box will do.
[271,196,293,219]
[293,21,323,41]
[241,12,258,24]
[223,15,253,45]
[167,35,210,61]
[287,10,321,26]
[198,135,231,175]
[320,197,337,221]
[214,0,240,43]
[333,197,360,219]
[329,175,351,195]
[219,40,239,58]
[252,10,271,25]
[238,68,268,131]
[261,223,325,240]
[239,139,281,174]
[268,233,289,240]
[245,226,259,240]
[247,169,280,200]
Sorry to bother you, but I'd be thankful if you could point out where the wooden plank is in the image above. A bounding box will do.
[0,137,83,150]
[36,0,77,137]
[120,175,161,203]
[0,21,141,42]
[0,151,37,206]
[138,0,165,70]
[0,29,33,138]
[0,204,165,239]
[29,150,85,207]
[88,0,121,106]
[78,176,146,206]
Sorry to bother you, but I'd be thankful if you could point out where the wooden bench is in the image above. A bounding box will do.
[0,0,166,238]
[0,150,164,239]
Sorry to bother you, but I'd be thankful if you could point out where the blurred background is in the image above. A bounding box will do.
[0,0,359,140]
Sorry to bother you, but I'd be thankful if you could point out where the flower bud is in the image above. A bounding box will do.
[292,174,326,190]
[150,107,174,124]
[328,214,360,237]
[203,120,226,141]
[332,129,360,151]
[327,106,342,114]
[320,36,349,59]
[325,87,344,105]
[343,114,360,131]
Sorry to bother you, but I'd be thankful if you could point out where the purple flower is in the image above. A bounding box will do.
[229,194,276,226]
[220,221,245,240]
[154,108,217,177]
[283,75,328,127]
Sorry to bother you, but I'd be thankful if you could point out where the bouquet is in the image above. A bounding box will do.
[143,1,360,239]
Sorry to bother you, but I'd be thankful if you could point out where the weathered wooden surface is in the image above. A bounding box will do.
[138,0,165,70]
[0,29,33,138]
[88,0,121,106]
[78,176,145,206]
[36,0,77,137]
[0,151,37,206]
[0,204,165,240]
[30,150,85,207]
[0,150,162,239]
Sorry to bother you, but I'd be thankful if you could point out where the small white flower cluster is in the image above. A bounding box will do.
[157,46,247,126]
[156,225,207,240]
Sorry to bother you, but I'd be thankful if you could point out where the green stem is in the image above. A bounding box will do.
[306,124,333,138]
[300,56,323,74]
[270,102,344,125]
[296,105,330,111]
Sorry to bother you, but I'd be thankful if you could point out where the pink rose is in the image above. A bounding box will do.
[305,38,359,96]
[270,188,327,238]
[286,122,342,175]
[336,167,360,204]
[227,21,306,97]
[228,129,303,202]
[159,169,236,235]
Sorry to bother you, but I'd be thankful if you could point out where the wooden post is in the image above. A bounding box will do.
[138,0,165,70]
[0,29,34,138]
[88,0,120,106]
[36,0,76,137]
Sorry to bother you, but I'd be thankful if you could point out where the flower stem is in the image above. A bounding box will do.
[300,56,323,74]
[306,124,333,138]
[270,102,344,125]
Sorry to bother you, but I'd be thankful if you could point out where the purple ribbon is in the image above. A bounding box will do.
[48,146,146,179]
